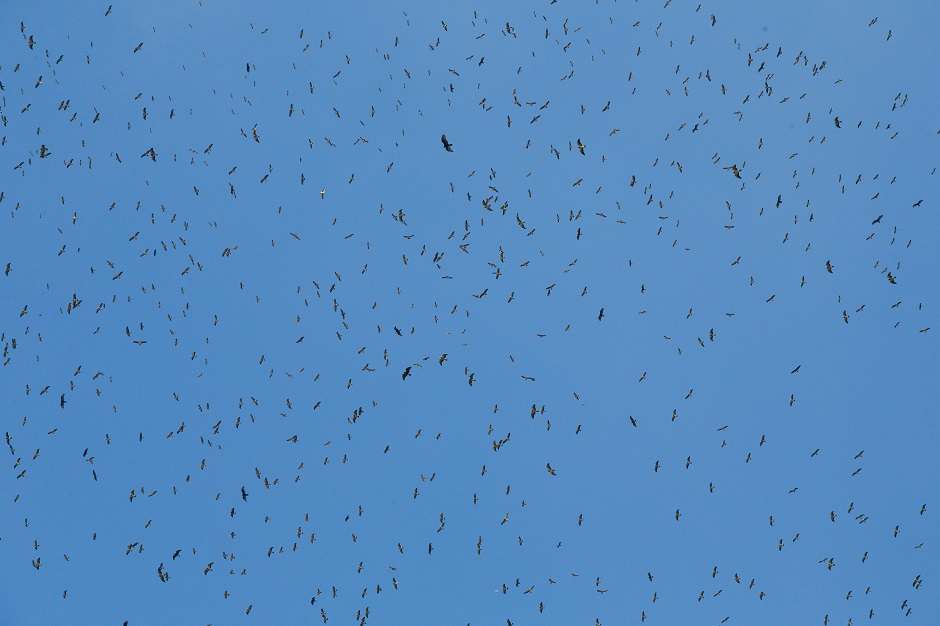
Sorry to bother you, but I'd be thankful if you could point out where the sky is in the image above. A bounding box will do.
[1,1,938,625]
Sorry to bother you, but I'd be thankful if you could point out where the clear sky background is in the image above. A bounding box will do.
[1,1,938,625]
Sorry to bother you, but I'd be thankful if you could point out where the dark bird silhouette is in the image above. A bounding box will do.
[441,134,454,152]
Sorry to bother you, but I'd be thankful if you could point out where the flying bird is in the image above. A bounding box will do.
[441,134,454,152]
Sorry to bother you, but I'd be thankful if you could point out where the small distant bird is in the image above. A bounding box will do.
[598,308,605,321]
[441,134,454,152]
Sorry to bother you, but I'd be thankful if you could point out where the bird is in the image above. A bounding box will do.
[441,134,454,152]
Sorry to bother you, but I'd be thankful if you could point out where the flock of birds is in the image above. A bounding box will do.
[1,1,936,625]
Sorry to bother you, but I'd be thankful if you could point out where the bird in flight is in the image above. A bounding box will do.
[441,134,454,152]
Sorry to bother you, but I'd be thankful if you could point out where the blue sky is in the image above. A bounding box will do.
[1,1,938,624]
